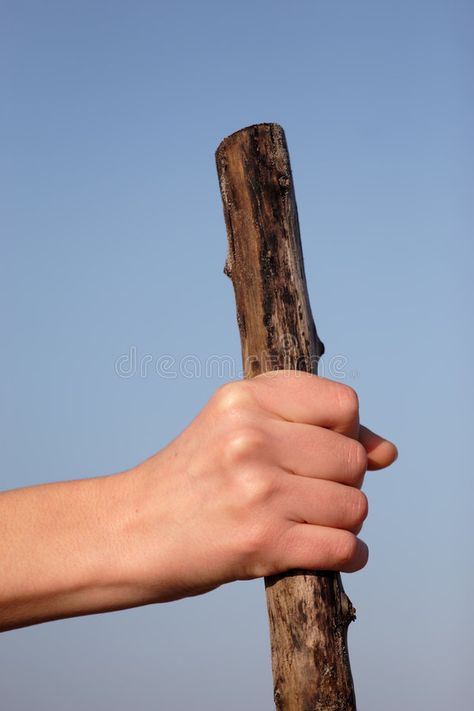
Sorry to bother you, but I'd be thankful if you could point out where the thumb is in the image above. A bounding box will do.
[359,425,398,471]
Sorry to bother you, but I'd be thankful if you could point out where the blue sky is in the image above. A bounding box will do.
[1,1,472,709]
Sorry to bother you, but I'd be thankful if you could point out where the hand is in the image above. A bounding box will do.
[0,370,397,631]
[120,371,398,603]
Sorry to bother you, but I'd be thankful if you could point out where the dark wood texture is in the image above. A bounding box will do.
[216,124,357,710]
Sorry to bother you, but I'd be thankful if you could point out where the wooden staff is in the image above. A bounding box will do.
[216,124,357,710]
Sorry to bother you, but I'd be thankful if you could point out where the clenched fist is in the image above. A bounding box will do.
[121,371,397,603]
[0,371,397,631]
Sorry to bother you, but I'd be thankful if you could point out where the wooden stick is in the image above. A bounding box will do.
[216,124,357,710]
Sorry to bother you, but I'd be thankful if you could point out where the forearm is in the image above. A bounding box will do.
[0,472,143,632]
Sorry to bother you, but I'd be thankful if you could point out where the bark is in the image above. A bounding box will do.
[215,123,357,711]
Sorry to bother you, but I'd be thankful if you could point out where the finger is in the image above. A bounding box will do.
[359,425,398,470]
[267,420,368,487]
[273,524,368,574]
[280,474,368,533]
[251,371,360,438]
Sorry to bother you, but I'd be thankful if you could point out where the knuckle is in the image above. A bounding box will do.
[213,381,254,417]
[348,489,369,527]
[346,441,368,484]
[336,384,359,422]
[240,520,274,574]
[223,427,265,467]
[237,469,274,508]
[334,531,359,568]
[244,520,291,579]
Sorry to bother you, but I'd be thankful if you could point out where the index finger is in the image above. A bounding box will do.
[250,370,360,438]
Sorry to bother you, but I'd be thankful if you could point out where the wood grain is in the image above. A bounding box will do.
[216,123,357,710]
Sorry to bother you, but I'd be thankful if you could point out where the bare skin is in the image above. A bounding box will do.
[0,372,397,632]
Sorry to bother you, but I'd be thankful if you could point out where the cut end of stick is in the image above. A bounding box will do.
[215,122,284,159]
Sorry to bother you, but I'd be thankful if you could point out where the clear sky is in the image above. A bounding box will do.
[0,1,472,709]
